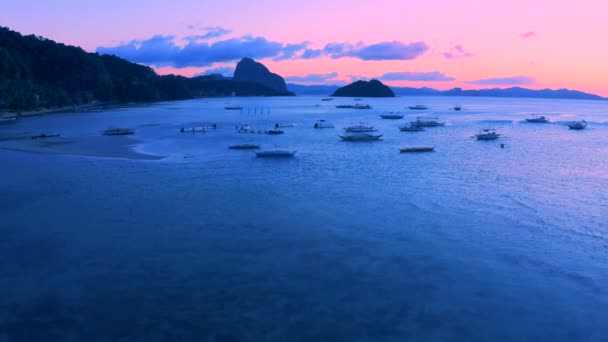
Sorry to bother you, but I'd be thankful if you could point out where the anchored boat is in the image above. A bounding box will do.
[400,146,435,153]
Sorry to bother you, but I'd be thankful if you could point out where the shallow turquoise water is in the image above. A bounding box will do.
[1,96,607,341]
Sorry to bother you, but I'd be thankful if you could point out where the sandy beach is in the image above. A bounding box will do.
[0,135,164,160]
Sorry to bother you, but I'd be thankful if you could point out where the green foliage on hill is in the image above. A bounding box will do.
[0,27,289,112]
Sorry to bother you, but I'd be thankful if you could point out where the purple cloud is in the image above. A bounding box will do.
[378,71,455,82]
[325,41,429,60]
[98,35,430,67]
[284,72,339,83]
[443,45,472,59]
[186,25,232,40]
[274,42,311,61]
[521,31,536,38]
[466,76,535,85]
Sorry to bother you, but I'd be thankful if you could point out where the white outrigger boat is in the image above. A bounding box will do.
[180,126,206,133]
[256,150,296,157]
[475,128,501,140]
[399,146,435,153]
[526,115,549,123]
[568,120,587,130]
[380,112,404,119]
[411,117,445,127]
[314,120,334,128]
[353,103,372,109]
[343,124,376,133]
[399,123,425,132]
[338,132,383,141]
[236,124,257,134]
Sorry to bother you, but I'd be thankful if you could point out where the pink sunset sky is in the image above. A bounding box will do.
[2,0,608,95]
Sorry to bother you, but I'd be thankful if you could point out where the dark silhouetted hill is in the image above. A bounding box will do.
[0,27,291,111]
[332,79,395,97]
[233,57,290,93]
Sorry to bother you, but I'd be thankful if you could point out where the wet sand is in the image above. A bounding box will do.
[0,135,164,160]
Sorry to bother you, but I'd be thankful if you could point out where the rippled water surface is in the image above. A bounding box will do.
[1,96,607,341]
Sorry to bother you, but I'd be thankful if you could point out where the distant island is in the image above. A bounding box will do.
[289,83,606,101]
[0,27,292,113]
[332,80,395,97]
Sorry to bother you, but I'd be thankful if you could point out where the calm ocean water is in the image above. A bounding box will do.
[1,96,607,341]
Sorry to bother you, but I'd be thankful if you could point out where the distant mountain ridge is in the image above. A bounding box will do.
[288,83,606,100]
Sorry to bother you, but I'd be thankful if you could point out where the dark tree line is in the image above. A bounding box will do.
[0,27,291,112]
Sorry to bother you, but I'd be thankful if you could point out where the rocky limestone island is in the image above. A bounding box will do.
[233,57,290,94]
[332,79,395,97]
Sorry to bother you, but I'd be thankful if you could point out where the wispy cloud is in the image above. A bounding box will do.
[284,72,339,83]
[186,25,232,40]
[466,76,535,85]
[324,41,429,60]
[98,34,430,67]
[520,31,536,39]
[378,71,455,82]
[443,45,472,59]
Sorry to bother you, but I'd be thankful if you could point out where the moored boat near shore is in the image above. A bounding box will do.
[568,120,587,130]
[380,113,404,119]
[229,144,260,149]
[31,133,61,139]
[475,129,501,140]
[338,133,382,141]
[256,150,296,157]
[526,115,549,123]
[408,105,428,110]
[399,146,435,153]
[102,127,135,135]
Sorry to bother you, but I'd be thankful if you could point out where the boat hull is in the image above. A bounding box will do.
[400,147,435,153]
[256,151,296,158]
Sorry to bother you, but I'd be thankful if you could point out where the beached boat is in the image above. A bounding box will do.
[314,120,334,128]
[336,104,355,109]
[229,144,260,149]
[526,115,549,123]
[408,105,429,110]
[256,150,296,158]
[411,117,445,127]
[568,120,587,130]
[0,116,17,124]
[102,127,135,135]
[338,133,383,141]
[353,98,363,101]
[31,133,61,139]
[180,126,206,133]
[453,106,462,111]
[343,124,377,133]
[400,146,435,153]
[475,129,501,140]
[225,105,243,110]
[399,123,425,132]
[321,98,333,101]
[380,113,404,119]
[353,103,372,109]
